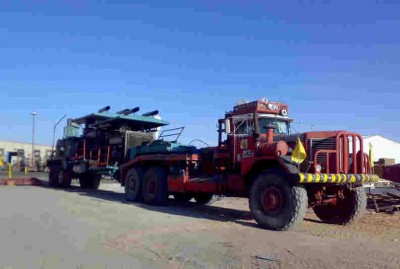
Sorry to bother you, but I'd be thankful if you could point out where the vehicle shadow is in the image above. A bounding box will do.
[37,179,258,229]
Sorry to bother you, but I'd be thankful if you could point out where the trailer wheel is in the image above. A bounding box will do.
[313,186,366,225]
[125,167,143,202]
[193,194,219,205]
[142,167,168,205]
[173,193,193,202]
[79,172,101,190]
[49,167,71,188]
[249,172,307,231]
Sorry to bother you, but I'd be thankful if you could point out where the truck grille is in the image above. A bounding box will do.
[310,138,336,170]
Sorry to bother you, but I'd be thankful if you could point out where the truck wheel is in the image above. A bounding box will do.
[49,166,60,187]
[173,193,193,202]
[249,172,307,231]
[49,167,71,188]
[193,193,219,205]
[142,167,168,205]
[59,170,72,188]
[313,186,366,225]
[79,172,101,190]
[125,167,143,202]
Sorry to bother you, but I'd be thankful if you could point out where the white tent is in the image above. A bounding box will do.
[362,135,400,164]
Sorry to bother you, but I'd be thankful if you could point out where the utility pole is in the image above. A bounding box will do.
[31,112,37,168]
[52,114,67,155]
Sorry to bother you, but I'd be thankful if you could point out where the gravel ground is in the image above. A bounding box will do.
[0,173,399,269]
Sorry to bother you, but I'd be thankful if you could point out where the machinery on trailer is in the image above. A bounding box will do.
[47,106,169,189]
[119,99,380,230]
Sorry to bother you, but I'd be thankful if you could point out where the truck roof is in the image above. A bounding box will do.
[71,111,170,130]
[229,100,290,118]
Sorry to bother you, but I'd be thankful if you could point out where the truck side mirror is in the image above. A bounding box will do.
[225,119,231,134]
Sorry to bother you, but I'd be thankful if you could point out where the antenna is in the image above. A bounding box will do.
[237,98,249,105]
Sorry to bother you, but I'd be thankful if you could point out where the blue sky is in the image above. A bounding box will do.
[0,0,399,146]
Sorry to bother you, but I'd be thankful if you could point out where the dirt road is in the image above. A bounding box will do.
[0,177,399,269]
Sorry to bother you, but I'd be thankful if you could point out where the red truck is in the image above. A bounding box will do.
[120,99,379,230]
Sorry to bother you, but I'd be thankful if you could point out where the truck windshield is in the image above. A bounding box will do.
[258,117,290,135]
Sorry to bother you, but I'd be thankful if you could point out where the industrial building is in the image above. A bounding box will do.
[0,140,52,171]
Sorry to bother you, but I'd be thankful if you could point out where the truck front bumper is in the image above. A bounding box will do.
[295,173,380,184]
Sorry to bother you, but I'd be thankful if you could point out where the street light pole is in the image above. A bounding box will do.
[52,114,67,155]
[31,112,37,168]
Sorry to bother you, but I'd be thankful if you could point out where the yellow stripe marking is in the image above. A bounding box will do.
[337,174,342,183]
[361,174,366,183]
[299,173,305,183]
[323,174,328,183]
[315,174,321,183]
[331,174,336,183]
[342,174,347,183]
[307,174,313,183]
[350,175,356,183]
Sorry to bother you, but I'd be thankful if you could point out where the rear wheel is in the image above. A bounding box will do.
[173,193,193,202]
[313,186,366,225]
[49,166,71,188]
[142,167,168,205]
[193,193,219,205]
[79,172,101,190]
[125,167,143,202]
[249,172,307,231]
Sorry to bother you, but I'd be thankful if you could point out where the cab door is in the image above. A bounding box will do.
[228,115,256,169]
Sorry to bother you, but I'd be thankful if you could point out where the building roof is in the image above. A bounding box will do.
[362,135,400,144]
[0,140,51,147]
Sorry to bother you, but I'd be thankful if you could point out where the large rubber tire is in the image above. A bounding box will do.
[142,167,168,206]
[48,166,60,187]
[173,193,193,202]
[79,172,101,190]
[125,167,143,202]
[313,186,367,225]
[193,193,219,205]
[249,172,308,231]
[49,166,71,188]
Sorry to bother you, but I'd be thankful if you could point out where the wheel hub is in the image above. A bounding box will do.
[148,179,156,196]
[58,171,64,184]
[261,187,284,213]
[129,177,136,191]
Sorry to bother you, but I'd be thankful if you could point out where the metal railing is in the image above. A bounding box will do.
[313,132,369,174]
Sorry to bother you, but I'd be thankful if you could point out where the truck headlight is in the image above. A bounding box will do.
[316,164,322,173]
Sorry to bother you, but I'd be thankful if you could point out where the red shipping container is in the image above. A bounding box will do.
[382,164,400,183]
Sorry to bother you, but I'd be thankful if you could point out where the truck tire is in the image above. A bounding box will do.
[79,172,101,190]
[142,167,168,206]
[49,167,71,188]
[193,193,219,205]
[249,172,307,231]
[125,167,143,202]
[313,186,367,225]
[49,166,60,187]
[173,193,193,202]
